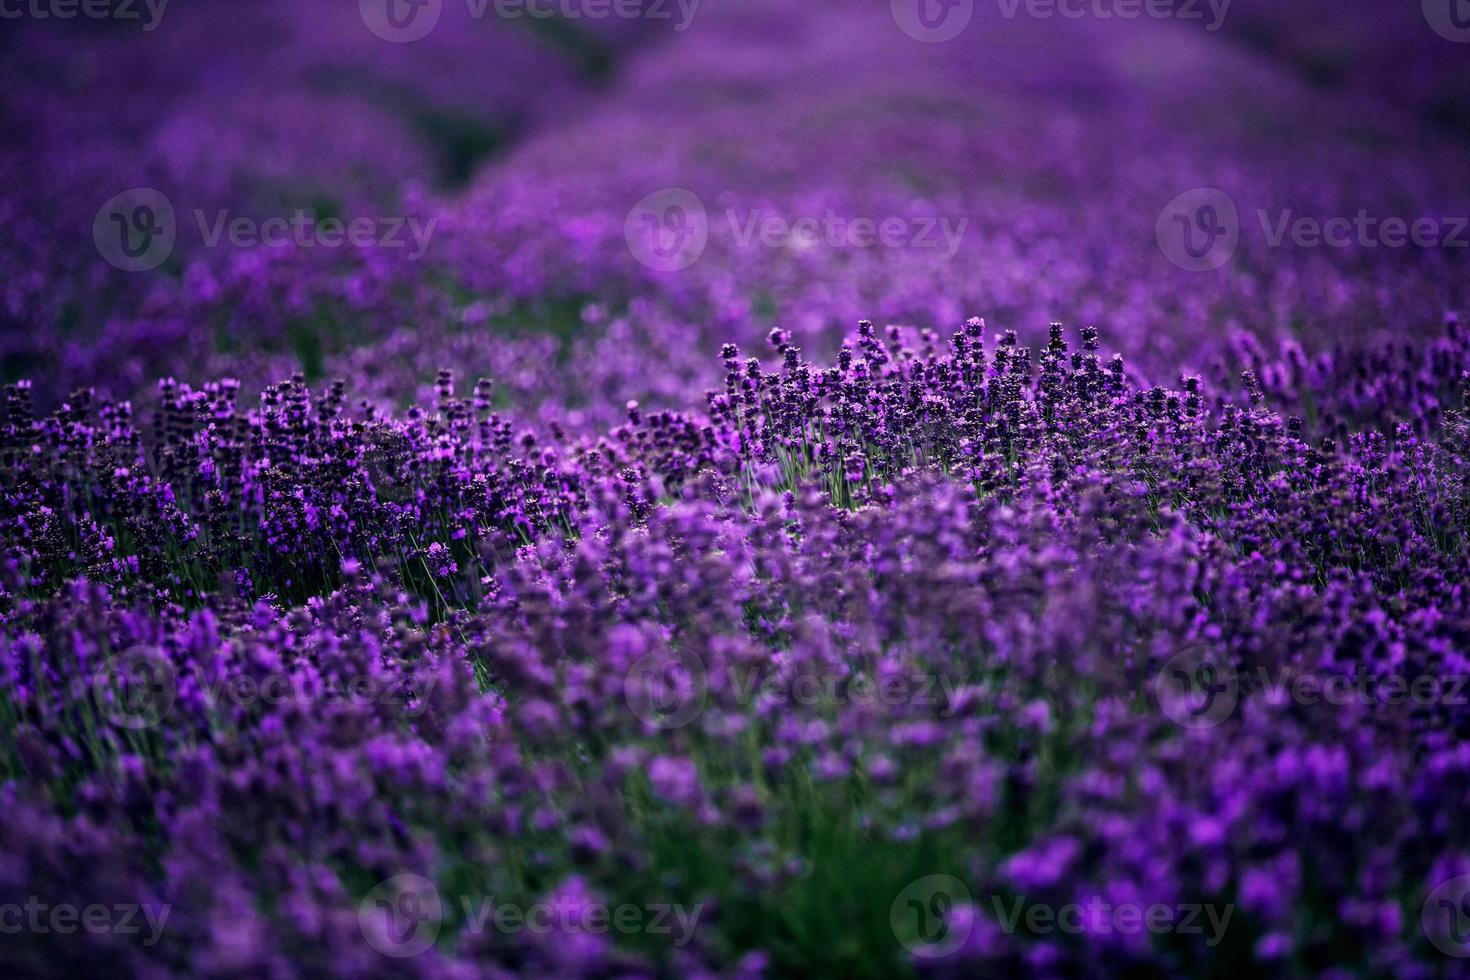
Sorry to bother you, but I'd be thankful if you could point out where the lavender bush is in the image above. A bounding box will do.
[3,1,1469,977]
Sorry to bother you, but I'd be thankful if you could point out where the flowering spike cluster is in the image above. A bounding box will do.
[4,319,1470,975]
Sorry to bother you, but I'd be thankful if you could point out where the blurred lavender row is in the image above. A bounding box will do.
[5,1,1466,426]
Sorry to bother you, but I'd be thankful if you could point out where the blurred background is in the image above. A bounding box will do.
[3,0,1467,431]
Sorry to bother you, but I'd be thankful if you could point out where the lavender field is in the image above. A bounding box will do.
[2,1,1469,976]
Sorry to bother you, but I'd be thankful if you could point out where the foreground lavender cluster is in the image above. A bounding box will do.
[4,1,1470,978]
[5,317,1470,976]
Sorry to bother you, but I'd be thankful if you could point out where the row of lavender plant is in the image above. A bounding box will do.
[4,319,1469,975]
[8,2,1467,436]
